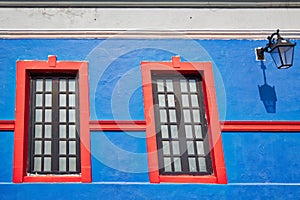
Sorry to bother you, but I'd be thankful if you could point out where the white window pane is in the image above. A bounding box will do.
[69,94,76,107]
[44,157,51,171]
[164,158,172,172]
[36,79,43,92]
[59,125,66,138]
[180,80,187,92]
[193,110,201,123]
[196,141,205,155]
[185,125,193,139]
[198,157,207,172]
[59,109,66,122]
[59,79,66,91]
[34,141,42,154]
[169,109,176,122]
[69,125,76,138]
[35,94,43,106]
[183,109,191,122]
[59,157,66,171]
[167,94,175,107]
[59,141,66,155]
[172,141,180,155]
[45,125,52,138]
[158,94,165,107]
[195,125,203,139]
[166,80,173,92]
[181,94,189,107]
[45,109,52,122]
[69,109,76,122]
[69,79,76,92]
[35,125,42,138]
[157,80,164,92]
[44,141,51,154]
[191,94,199,107]
[69,141,76,155]
[174,157,182,172]
[161,125,168,138]
[187,141,195,155]
[188,158,197,172]
[189,79,197,92]
[45,94,52,107]
[59,94,66,107]
[170,125,178,139]
[159,109,167,123]
[45,79,52,92]
[35,109,42,122]
[162,141,170,155]
[69,157,77,171]
[34,157,42,171]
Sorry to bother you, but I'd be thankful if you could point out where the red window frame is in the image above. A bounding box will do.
[13,55,91,183]
[141,56,227,184]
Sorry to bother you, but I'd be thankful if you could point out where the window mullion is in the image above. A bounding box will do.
[51,78,59,172]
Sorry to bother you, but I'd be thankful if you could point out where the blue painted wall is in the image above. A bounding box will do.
[1,38,300,199]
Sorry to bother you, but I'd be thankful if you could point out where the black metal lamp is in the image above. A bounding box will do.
[256,29,296,69]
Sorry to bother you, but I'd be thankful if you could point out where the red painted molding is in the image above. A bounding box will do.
[89,120,146,131]
[0,120,14,131]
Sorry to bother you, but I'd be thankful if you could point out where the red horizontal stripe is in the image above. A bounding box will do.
[0,120,14,131]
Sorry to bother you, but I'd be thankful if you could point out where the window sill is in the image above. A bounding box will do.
[23,175,82,183]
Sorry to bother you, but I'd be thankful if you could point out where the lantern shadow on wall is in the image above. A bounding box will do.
[258,61,277,113]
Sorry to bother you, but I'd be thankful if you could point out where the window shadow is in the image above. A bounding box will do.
[258,61,277,113]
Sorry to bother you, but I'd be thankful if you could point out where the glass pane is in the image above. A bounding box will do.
[172,141,180,155]
[69,125,76,138]
[35,125,42,138]
[34,157,42,171]
[59,109,66,122]
[157,80,164,92]
[198,157,207,172]
[183,109,191,122]
[45,94,52,107]
[36,79,43,92]
[45,125,52,138]
[59,157,66,171]
[59,141,67,155]
[34,141,42,154]
[164,158,172,172]
[185,125,193,139]
[161,125,168,138]
[44,157,51,171]
[189,79,197,92]
[180,80,187,92]
[59,94,66,107]
[174,157,182,172]
[69,141,76,155]
[195,125,203,139]
[59,79,66,91]
[45,109,52,122]
[169,109,176,122]
[193,110,201,123]
[181,94,189,107]
[159,109,167,123]
[35,109,42,122]
[44,141,51,154]
[166,80,173,92]
[45,79,52,92]
[158,94,165,107]
[196,141,205,155]
[162,141,170,155]
[187,141,195,155]
[191,94,199,107]
[170,125,178,139]
[69,79,76,92]
[69,109,76,122]
[69,94,76,107]
[69,157,76,171]
[35,94,43,106]
[188,157,197,172]
[59,125,66,138]
[167,94,175,107]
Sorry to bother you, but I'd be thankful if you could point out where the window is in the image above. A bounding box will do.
[141,56,227,183]
[13,56,91,182]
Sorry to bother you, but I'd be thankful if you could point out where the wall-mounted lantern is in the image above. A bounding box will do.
[256,29,296,69]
